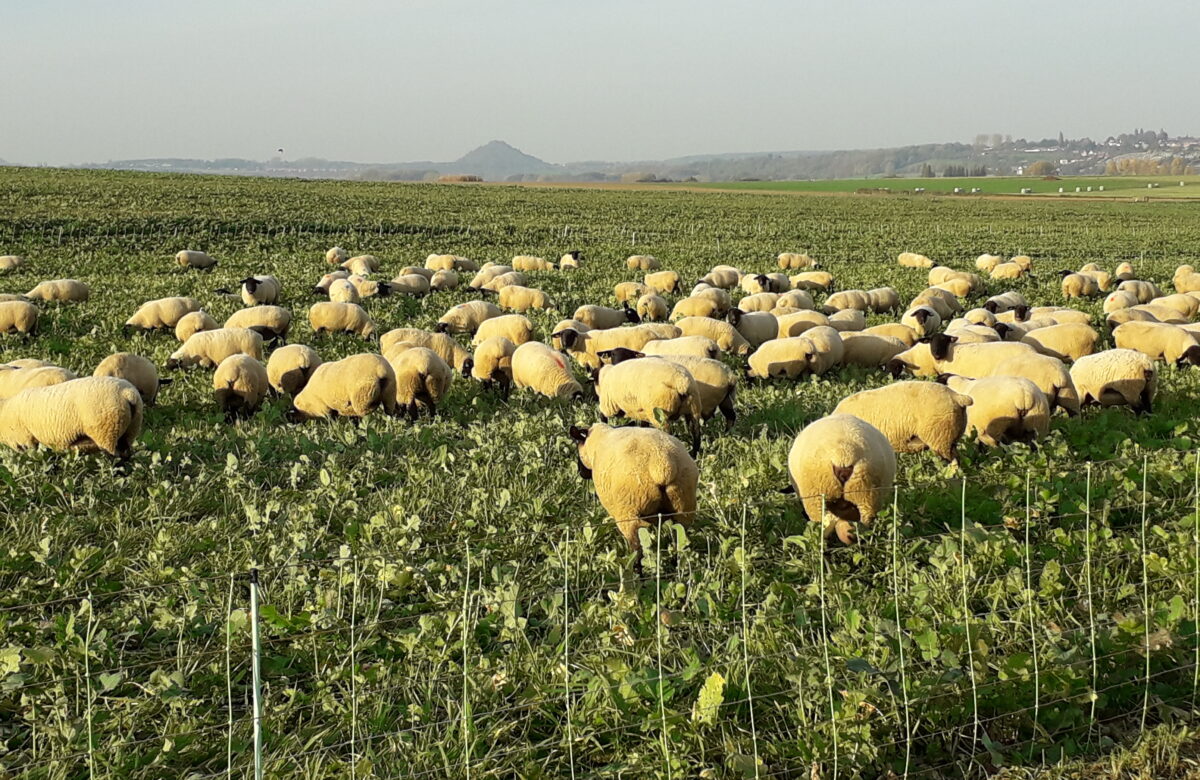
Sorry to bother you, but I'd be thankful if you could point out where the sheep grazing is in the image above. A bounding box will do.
[468,265,515,290]
[175,310,218,342]
[309,302,376,339]
[574,303,639,330]
[238,275,281,306]
[425,254,477,272]
[213,355,269,419]
[559,251,582,270]
[25,279,89,303]
[644,270,682,294]
[674,317,752,356]
[511,341,583,399]
[939,375,1050,448]
[912,287,962,317]
[777,290,816,311]
[1058,271,1100,299]
[823,289,871,314]
[738,293,779,313]
[225,305,292,343]
[388,346,453,420]
[325,247,349,265]
[901,306,942,338]
[595,355,703,456]
[464,337,517,396]
[498,285,555,312]
[380,328,471,373]
[1173,265,1200,294]
[945,322,1001,344]
[670,296,723,321]
[0,255,25,271]
[1078,267,1113,292]
[290,354,398,421]
[1149,293,1200,320]
[0,364,77,401]
[125,296,201,332]
[1104,291,1138,314]
[1115,262,1136,282]
[776,310,830,338]
[472,314,534,347]
[636,294,669,322]
[1015,321,1100,361]
[0,376,143,459]
[430,269,459,291]
[626,255,660,271]
[990,262,1026,281]
[0,301,39,335]
[614,282,650,303]
[388,273,431,296]
[347,275,391,299]
[435,300,503,335]
[887,334,1036,379]
[835,382,972,462]
[988,353,1081,416]
[267,344,322,395]
[700,265,742,289]
[342,255,380,275]
[512,255,556,272]
[93,353,167,405]
[1118,280,1163,304]
[642,336,720,360]
[983,291,1028,314]
[1113,321,1200,366]
[787,414,896,545]
[778,252,818,270]
[692,286,734,314]
[1071,349,1157,414]
[828,309,866,333]
[1011,255,1033,272]
[176,249,217,270]
[790,271,835,292]
[838,332,908,367]
[726,309,777,348]
[327,278,360,303]
[866,287,900,314]
[898,252,934,268]
[975,254,1003,272]
[167,328,264,369]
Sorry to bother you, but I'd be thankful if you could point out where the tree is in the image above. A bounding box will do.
[1026,161,1057,176]
[920,163,934,178]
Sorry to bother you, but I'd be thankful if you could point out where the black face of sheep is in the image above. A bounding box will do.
[567,250,581,260]
[927,333,958,360]
[1056,270,1074,278]
[597,347,643,365]
[552,329,579,350]
[460,357,474,378]
[376,282,392,298]
[241,278,259,293]
[994,322,1012,340]
[475,287,495,297]
[1179,346,1200,368]
[983,301,999,314]
[433,322,451,334]
[911,309,931,326]
[885,358,906,379]
[621,303,641,324]
[726,308,743,326]
[285,407,308,424]
[311,285,327,296]
[934,373,954,385]
[1014,305,1031,322]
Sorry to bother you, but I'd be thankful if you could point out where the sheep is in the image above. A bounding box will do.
[1173,265,1200,294]
[790,271,835,292]
[901,306,942,338]
[512,255,556,272]
[0,298,38,333]
[175,310,218,342]
[886,334,1036,379]
[2,359,53,369]
[737,292,779,313]
[472,314,534,346]
[726,309,777,348]
[700,265,742,289]
[569,423,697,553]
[553,325,674,370]
[898,252,933,268]
[975,254,1003,272]
[931,269,984,294]
[776,310,830,338]
[1116,262,1136,282]
[468,265,514,289]
[326,247,349,265]
[167,328,264,369]
[866,287,901,314]
[987,353,1081,416]
[642,354,737,427]
[224,306,292,342]
[380,328,470,373]
[691,286,733,315]
[290,354,398,420]
[575,303,639,329]
[642,336,721,360]
[388,347,452,419]
[213,355,269,418]
[1113,321,1200,366]
[424,254,465,271]
[550,320,590,351]
[464,337,516,395]
[636,294,669,322]
[125,297,201,332]
[778,252,818,269]
[314,269,351,295]
[1078,268,1113,292]
[828,309,866,332]
[235,275,281,306]
[0,255,25,271]
[787,414,896,544]
[984,292,1028,314]
[939,375,1050,447]
[480,272,528,294]
[626,255,659,270]
[1104,291,1139,314]
[0,376,143,459]
[674,317,752,355]
[498,285,555,312]
[594,355,703,454]
[347,275,391,299]
[1149,294,1200,319]
[935,277,976,298]
[671,297,723,321]
[990,262,1026,281]
[1060,271,1100,299]
[511,341,583,399]
[176,250,217,270]
[1071,349,1157,414]
[388,274,432,296]
[944,322,1001,343]
[327,278,360,303]
[1118,280,1162,304]
[614,282,650,303]
[838,332,908,367]
[559,251,582,270]
[266,344,322,395]
[912,288,961,318]
[25,279,89,303]
[401,266,435,279]
[0,294,23,302]
[834,381,972,462]
[1039,308,1092,326]
[1011,255,1033,272]
[823,289,872,314]
[864,323,918,346]
[645,270,682,294]
[435,300,502,335]
[963,308,997,327]
[1017,322,1099,362]
[93,353,166,404]
[341,255,380,275]
[430,270,459,291]
[0,364,77,401]
[740,274,776,296]
[1107,308,1159,329]
[308,302,376,339]
[798,326,844,375]
[1130,303,1187,324]
[776,290,815,311]
[747,337,812,379]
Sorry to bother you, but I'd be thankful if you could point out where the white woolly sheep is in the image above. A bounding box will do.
[290,353,397,420]
[670,297,723,321]
[1118,280,1163,304]
[828,309,866,332]
[341,255,380,275]
[388,347,452,419]
[747,337,811,379]
[380,328,470,372]
[464,336,517,395]
[645,354,737,427]
[940,375,1050,447]
[776,310,830,338]
[125,297,201,332]
[1116,262,1136,282]
[553,325,673,370]
[963,308,997,327]
[93,353,165,404]
[569,422,697,553]
[1071,349,1157,414]
[887,334,1035,379]
[0,376,143,458]
[550,320,590,351]
[642,336,721,360]
[328,278,360,303]
[1078,268,1113,292]
[838,333,909,367]
[1011,255,1033,271]
[834,381,973,461]
[975,254,1002,272]
[691,286,733,314]
[1018,322,1100,362]
[176,250,217,270]
[1173,265,1200,294]
[575,303,640,329]
[512,255,556,272]
[266,344,322,395]
[309,302,376,339]
[737,292,779,313]
[424,254,460,271]
[326,247,349,265]
[898,252,933,268]
[911,288,961,318]
[213,355,269,418]
[0,364,76,401]
[945,322,1001,344]
[645,270,682,294]
[740,274,775,296]
[1104,291,1139,313]
[823,289,872,314]
[864,323,918,346]
[674,317,752,355]
[1113,321,1200,366]
[983,292,1028,314]
[559,251,582,270]
[0,255,25,271]
[25,279,89,303]
[788,414,896,545]
[472,314,533,346]
[467,265,514,289]
[866,287,901,313]
[498,285,555,312]
[798,326,843,374]
[511,341,583,399]
[901,306,942,338]
[435,300,502,335]
[430,270,459,291]
[987,353,1081,416]
[776,290,815,310]
[236,275,281,306]
[701,265,742,289]
[389,274,432,296]
[347,274,391,299]
[990,262,1026,281]
[175,310,218,342]
[316,269,352,294]
[614,282,651,303]
[778,252,818,270]
[225,305,292,342]
[167,327,264,369]
[1060,272,1100,299]
[481,271,527,293]
[1107,308,1159,329]
[626,255,660,270]
[595,356,703,455]
[636,294,669,322]
[726,309,777,348]
[1149,294,1200,319]
[790,271,835,292]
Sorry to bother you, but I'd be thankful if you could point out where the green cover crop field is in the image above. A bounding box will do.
[3,168,1200,778]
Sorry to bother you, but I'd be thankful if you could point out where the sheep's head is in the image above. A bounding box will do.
[1179,345,1200,368]
[597,347,644,366]
[622,303,641,324]
[552,328,581,350]
[433,322,451,334]
[926,333,958,361]
[983,301,999,314]
[568,424,595,480]
[726,308,744,327]
[1013,305,1031,322]
[460,357,475,379]
[241,278,259,293]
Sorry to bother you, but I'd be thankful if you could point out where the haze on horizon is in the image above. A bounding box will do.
[4,0,1197,167]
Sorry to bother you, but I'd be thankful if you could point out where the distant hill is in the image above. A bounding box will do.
[447,140,559,179]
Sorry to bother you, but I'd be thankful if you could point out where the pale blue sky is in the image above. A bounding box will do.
[3,0,1196,165]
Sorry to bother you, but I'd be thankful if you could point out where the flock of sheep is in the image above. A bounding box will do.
[1,245,1197,555]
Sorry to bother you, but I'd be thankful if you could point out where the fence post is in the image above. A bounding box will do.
[563,527,576,780]
[249,568,264,780]
[1085,464,1098,741]
[1193,452,1199,711]
[655,516,671,779]
[84,593,95,780]
[817,497,838,779]
[892,486,910,778]
[1024,469,1038,760]
[462,539,472,778]
[226,574,236,776]
[1140,454,1151,731]
[350,558,359,780]
[740,507,760,778]
[960,480,979,767]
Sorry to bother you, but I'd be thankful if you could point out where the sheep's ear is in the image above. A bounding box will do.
[568,425,589,444]
[934,373,954,385]
[433,322,450,334]
[983,301,998,313]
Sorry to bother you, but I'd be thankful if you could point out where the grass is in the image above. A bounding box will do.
[1,167,1200,777]
[687,174,1200,198]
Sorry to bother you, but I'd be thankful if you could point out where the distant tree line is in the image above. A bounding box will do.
[1104,157,1195,176]
[941,165,988,177]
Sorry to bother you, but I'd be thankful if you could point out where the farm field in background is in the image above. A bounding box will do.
[689,174,1200,198]
[3,168,1200,778]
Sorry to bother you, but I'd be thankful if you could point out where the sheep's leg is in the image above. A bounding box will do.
[718,390,737,429]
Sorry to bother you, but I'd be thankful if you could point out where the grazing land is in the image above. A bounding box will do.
[689,174,1200,198]
[2,168,1200,778]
